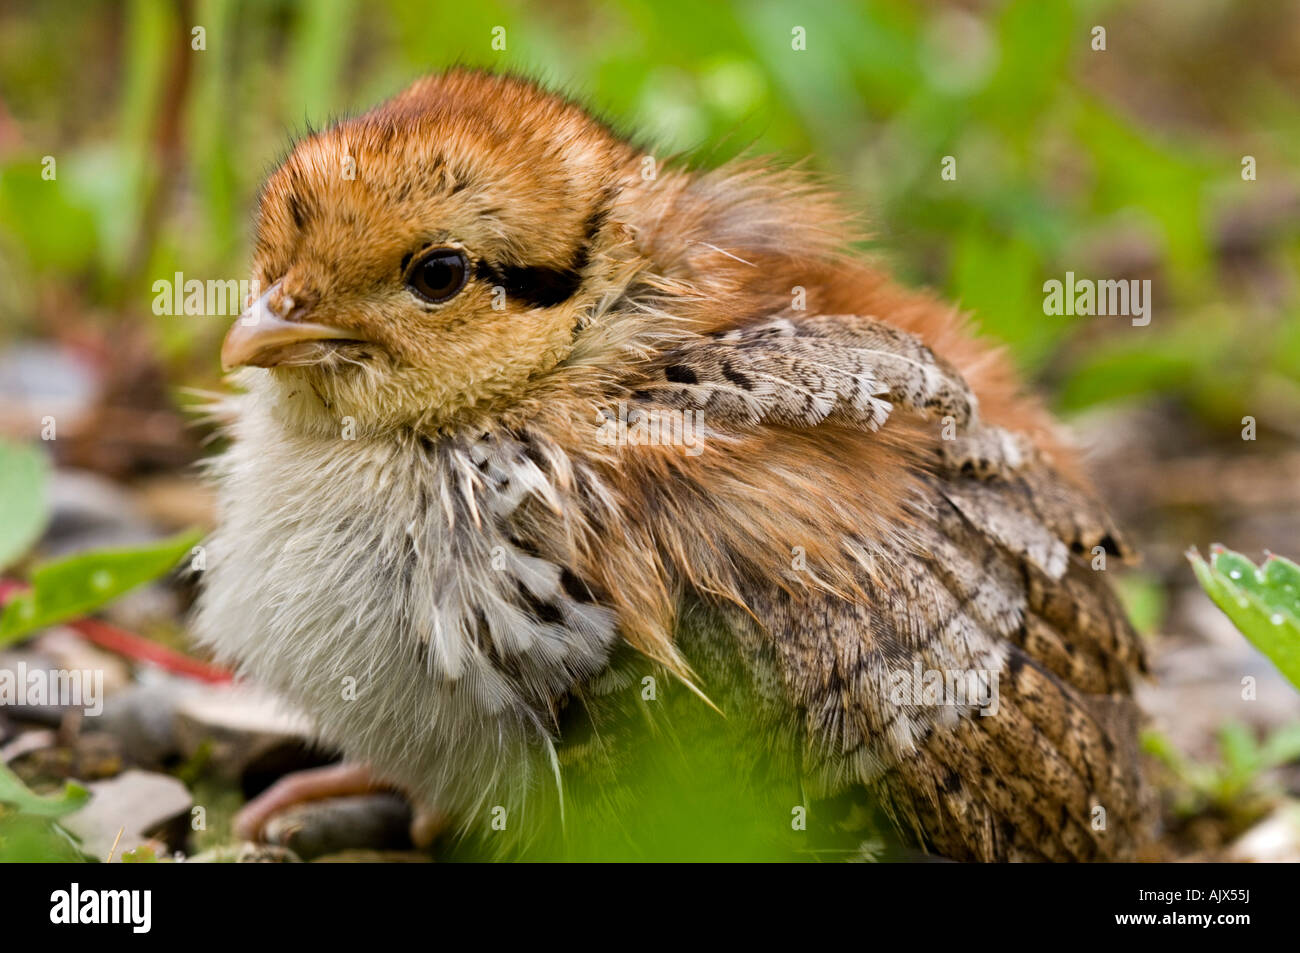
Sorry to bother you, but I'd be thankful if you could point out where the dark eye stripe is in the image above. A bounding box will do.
[473,259,584,308]
[470,204,609,309]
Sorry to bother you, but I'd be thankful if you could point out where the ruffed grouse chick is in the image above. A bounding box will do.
[196,69,1148,862]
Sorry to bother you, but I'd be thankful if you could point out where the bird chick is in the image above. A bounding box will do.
[196,69,1148,861]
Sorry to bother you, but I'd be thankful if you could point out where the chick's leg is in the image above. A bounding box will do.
[234,762,445,847]
[234,762,381,840]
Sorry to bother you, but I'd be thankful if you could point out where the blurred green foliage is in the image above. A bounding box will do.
[0,0,1297,431]
[0,440,47,568]
[1144,720,1300,825]
[442,608,897,861]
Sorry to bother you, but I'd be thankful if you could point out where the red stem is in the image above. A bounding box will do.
[0,578,233,683]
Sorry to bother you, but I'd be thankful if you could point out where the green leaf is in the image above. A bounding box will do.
[0,528,202,646]
[0,441,49,570]
[0,813,91,862]
[1189,546,1300,692]
[0,762,90,818]
[1261,552,1300,620]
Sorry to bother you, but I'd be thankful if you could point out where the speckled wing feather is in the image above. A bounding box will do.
[865,474,1147,862]
[624,315,976,431]
[627,313,1149,861]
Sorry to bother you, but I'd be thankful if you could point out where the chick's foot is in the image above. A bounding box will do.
[235,762,445,848]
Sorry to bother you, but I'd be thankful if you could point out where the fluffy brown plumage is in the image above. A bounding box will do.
[196,68,1149,861]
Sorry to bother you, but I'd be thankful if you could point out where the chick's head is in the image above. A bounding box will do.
[223,70,638,433]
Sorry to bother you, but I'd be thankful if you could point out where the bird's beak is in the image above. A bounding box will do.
[221,282,362,371]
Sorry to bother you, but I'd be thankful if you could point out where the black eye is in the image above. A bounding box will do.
[405,248,468,303]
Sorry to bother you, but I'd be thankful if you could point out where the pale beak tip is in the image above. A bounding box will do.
[219,311,362,371]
